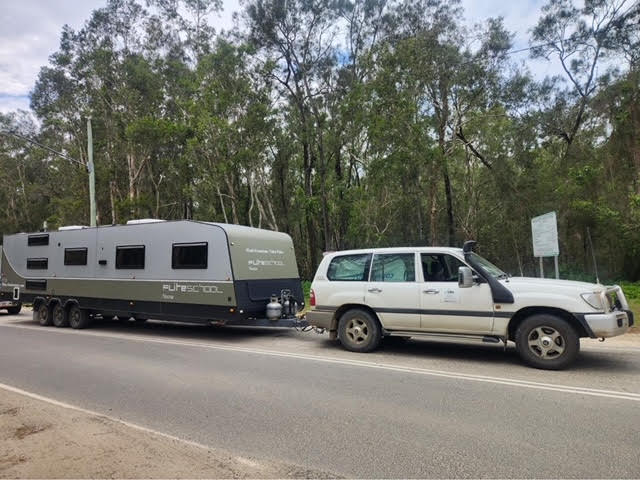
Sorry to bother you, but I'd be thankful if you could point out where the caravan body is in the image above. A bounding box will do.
[0,221,304,327]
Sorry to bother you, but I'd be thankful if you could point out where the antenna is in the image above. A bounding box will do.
[586,227,600,284]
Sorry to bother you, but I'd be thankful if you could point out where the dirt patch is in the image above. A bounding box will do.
[12,423,51,440]
[0,388,335,478]
[0,455,27,471]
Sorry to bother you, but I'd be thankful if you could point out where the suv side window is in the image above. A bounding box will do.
[370,253,415,282]
[327,254,372,281]
[421,254,466,282]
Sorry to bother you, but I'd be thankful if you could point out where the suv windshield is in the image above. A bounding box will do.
[468,252,508,279]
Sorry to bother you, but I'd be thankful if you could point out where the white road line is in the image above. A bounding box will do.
[0,381,261,468]
[2,322,640,402]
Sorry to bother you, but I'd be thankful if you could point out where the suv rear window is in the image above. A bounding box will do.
[327,254,371,281]
[370,253,415,282]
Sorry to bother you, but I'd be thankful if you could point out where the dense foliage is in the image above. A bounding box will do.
[1,0,638,281]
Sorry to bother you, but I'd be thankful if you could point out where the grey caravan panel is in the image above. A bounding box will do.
[1,228,98,280]
[95,221,233,281]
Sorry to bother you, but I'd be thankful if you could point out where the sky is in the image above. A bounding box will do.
[0,0,555,114]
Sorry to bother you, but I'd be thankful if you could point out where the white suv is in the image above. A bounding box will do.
[306,243,633,369]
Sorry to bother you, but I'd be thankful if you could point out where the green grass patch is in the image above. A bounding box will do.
[619,282,640,301]
[302,280,312,305]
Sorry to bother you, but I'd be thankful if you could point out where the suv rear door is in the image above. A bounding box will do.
[419,253,494,334]
[365,252,420,330]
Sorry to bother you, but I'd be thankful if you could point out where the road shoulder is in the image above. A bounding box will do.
[0,386,332,479]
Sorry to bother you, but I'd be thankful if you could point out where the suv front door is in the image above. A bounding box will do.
[419,253,494,334]
[365,253,420,330]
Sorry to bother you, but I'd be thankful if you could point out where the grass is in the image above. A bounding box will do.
[628,298,640,333]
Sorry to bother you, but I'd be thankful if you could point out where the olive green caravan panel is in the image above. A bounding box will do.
[1,253,235,305]
[219,223,300,281]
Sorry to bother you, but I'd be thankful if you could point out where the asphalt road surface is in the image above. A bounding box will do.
[1,312,639,478]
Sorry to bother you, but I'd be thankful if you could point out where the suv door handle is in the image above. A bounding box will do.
[368,288,382,293]
[423,289,440,294]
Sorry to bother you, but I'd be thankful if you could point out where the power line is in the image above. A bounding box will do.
[0,129,87,169]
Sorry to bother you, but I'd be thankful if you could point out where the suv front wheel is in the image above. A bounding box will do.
[337,308,382,353]
[515,314,579,370]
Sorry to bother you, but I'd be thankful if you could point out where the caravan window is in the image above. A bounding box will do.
[27,258,48,269]
[116,245,145,269]
[65,248,88,266]
[28,234,49,246]
[172,242,208,269]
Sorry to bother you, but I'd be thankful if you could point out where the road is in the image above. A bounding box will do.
[0,312,639,478]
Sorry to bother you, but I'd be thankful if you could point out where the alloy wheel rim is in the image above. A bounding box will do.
[527,325,565,359]
[346,318,369,344]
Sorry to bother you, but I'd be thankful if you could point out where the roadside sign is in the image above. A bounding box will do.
[531,212,559,257]
[531,211,559,279]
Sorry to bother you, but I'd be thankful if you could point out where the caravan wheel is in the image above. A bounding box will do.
[52,304,69,328]
[69,305,90,329]
[36,303,52,326]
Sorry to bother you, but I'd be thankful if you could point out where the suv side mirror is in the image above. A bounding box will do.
[458,266,474,288]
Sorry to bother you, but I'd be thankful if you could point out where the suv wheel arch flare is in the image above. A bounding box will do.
[332,304,380,332]
[507,306,591,341]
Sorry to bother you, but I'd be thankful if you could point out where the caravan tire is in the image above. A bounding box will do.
[52,303,69,328]
[36,303,52,326]
[69,305,90,329]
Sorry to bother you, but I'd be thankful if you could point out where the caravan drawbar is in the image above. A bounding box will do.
[0,220,305,329]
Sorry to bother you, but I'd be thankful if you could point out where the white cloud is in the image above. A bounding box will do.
[0,95,31,114]
[0,0,240,113]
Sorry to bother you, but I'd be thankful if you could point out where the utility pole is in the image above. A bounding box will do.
[87,117,96,227]
[1,127,97,227]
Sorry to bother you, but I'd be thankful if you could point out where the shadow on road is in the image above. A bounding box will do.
[4,311,635,373]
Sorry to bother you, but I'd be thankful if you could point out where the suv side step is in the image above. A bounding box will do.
[385,330,504,345]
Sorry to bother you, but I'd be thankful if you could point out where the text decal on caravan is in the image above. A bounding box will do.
[162,283,223,300]
[246,247,285,271]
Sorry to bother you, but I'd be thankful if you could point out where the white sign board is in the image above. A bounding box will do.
[531,211,559,257]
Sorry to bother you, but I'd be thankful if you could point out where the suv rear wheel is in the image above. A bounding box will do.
[515,314,579,370]
[338,309,382,353]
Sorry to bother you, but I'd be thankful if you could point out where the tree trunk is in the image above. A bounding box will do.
[109,180,117,225]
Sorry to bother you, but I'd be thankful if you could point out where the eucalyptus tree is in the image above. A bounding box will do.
[531,0,638,152]
[243,0,342,273]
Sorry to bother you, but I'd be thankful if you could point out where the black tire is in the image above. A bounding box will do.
[69,305,91,329]
[337,308,382,353]
[134,318,148,323]
[515,314,580,370]
[35,302,52,326]
[52,303,69,328]
[7,303,22,315]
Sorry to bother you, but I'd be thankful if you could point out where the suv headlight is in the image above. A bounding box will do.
[581,292,604,310]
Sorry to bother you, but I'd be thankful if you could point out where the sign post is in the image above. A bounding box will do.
[531,211,559,279]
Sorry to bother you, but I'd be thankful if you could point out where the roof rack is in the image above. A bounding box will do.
[125,219,167,225]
